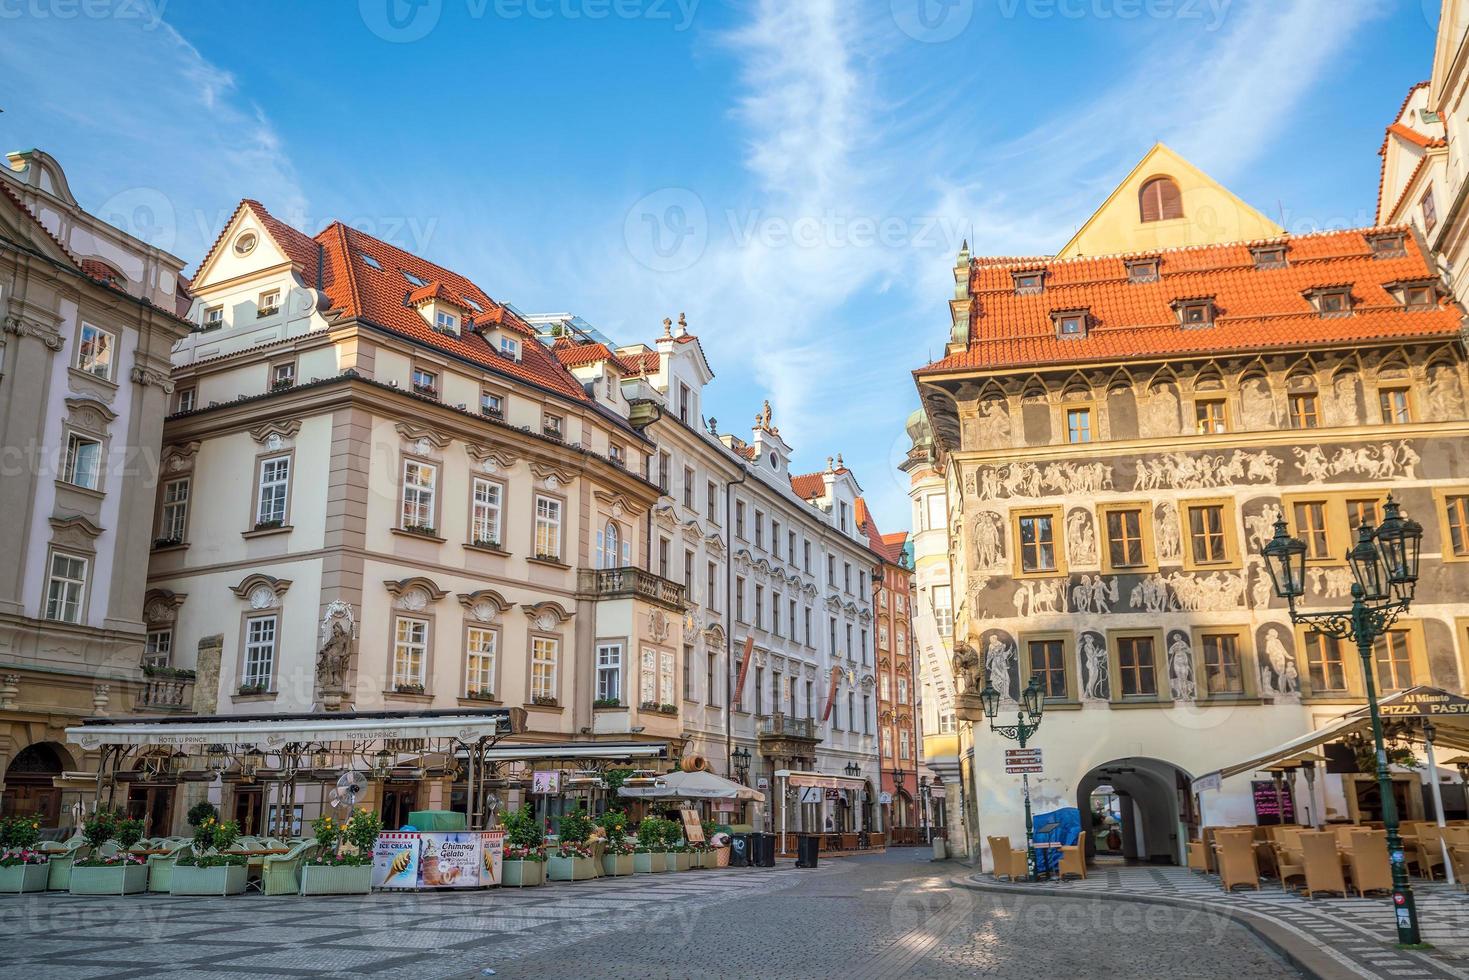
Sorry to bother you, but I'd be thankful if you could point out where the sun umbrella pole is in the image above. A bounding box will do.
[1422,721,1454,885]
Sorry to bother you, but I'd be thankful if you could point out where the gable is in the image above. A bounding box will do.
[1057,143,1284,258]
[191,203,296,293]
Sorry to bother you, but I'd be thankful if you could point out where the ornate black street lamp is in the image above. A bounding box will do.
[979,674,1045,880]
[732,746,752,785]
[844,761,861,777]
[1261,495,1424,945]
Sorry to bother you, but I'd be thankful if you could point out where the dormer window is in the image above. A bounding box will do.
[1391,280,1437,310]
[1013,270,1045,295]
[1306,287,1353,317]
[203,305,224,331]
[434,310,458,334]
[1051,309,1089,338]
[1126,258,1159,283]
[500,336,521,361]
[609,443,626,467]
[1251,246,1287,270]
[1368,233,1407,259]
[1173,299,1216,329]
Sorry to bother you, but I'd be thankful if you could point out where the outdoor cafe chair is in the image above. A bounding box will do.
[1411,824,1446,880]
[1213,829,1260,892]
[1347,829,1393,897]
[1187,839,1210,874]
[1331,824,1361,848]
[146,840,193,893]
[987,836,1028,881]
[261,840,319,896]
[1271,840,1305,892]
[1298,831,1349,898]
[1058,843,1086,880]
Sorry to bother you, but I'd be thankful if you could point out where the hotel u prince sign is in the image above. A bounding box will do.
[1378,687,1469,719]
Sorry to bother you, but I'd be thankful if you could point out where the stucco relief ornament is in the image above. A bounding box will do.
[647,609,670,643]
[1167,633,1196,701]
[470,600,497,623]
[143,598,174,626]
[1065,510,1096,566]
[1012,578,1065,617]
[1079,633,1109,701]
[1259,627,1299,699]
[1309,566,1354,599]
[972,510,1004,569]
[414,438,431,455]
[316,620,353,697]
[399,587,430,612]
[1154,502,1181,561]
[534,610,559,631]
[1070,575,1117,615]
[1428,365,1466,419]
[248,585,277,610]
[480,458,499,475]
[264,433,284,452]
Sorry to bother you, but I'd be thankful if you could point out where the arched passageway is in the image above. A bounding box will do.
[1076,757,1195,865]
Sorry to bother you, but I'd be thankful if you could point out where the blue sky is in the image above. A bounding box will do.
[0,0,1443,529]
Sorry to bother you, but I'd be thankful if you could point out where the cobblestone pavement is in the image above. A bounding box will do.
[1,851,1297,979]
[967,863,1469,980]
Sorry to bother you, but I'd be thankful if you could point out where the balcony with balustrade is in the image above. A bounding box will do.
[757,711,822,760]
[577,567,686,612]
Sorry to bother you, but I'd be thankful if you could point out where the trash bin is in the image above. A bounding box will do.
[796,835,820,869]
[931,837,947,861]
[754,832,776,868]
[730,833,754,867]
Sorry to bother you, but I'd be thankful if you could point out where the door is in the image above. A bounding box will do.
[233,786,264,834]
[127,785,176,836]
[380,783,417,829]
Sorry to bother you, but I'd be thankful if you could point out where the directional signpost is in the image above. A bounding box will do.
[1004,748,1043,774]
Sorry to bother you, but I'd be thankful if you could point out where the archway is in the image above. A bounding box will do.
[1076,757,1195,866]
[3,742,73,827]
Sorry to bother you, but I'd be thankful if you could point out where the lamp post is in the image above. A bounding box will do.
[919,775,932,844]
[979,674,1045,880]
[732,746,752,785]
[1261,495,1424,946]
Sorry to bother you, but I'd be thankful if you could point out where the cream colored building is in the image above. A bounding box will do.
[0,150,192,828]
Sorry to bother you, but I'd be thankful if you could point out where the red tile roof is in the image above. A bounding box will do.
[917,227,1462,375]
[620,349,662,377]
[550,339,635,372]
[406,280,464,308]
[789,471,829,501]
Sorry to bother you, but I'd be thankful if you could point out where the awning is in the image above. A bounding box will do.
[66,707,519,749]
[481,742,668,762]
[619,769,764,802]
[1192,686,1469,791]
[774,769,867,789]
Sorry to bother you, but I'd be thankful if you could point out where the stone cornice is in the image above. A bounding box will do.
[3,313,64,351]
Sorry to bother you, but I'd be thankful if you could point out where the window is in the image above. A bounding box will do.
[1012,270,1044,294]
[772,592,783,636]
[401,460,437,531]
[684,550,695,592]
[804,606,813,646]
[203,305,224,330]
[1054,311,1087,337]
[705,481,718,522]
[176,387,196,413]
[256,455,290,525]
[243,615,276,689]
[861,628,870,664]
[609,443,625,467]
[862,694,871,734]
[1186,504,1228,565]
[1445,494,1469,558]
[500,336,521,361]
[1421,186,1438,233]
[683,467,695,510]
[859,570,867,595]
[1289,393,1318,429]
[434,310,457,333]
[926,494,946,532]
[881,729,893,758]
[271,362,296,388]
[258,289,280,316]
[787,531,796,565]
[1292,501,1330,560]
[735,500,746,538]
[657,452,670,492]
[1103,508,1146,570]
[403,271,427,288]
[658,537,669,578]
[772,520,782,559]
[707,562,718,612]
[755,585,764,628]
[1312,289,1352,317]
[411,367,437,395]
[1251,246,1287,269]
[932,584,953,637]
[1303,632,1348,694]
[466,627,497,697]
[77,323,115,380]
[1116,635,1158,697]
[1194,399,1228,434]
[827,554,836,584]
[683,643,694,700]
[803,539,812,573]
[1177,300,1215,329]
[843,562,852,591]
[531,636,558,700]
[1379,387,1412,424]
[678,382,692,423]
[542,413,563,439]
[392,617,428,688]
[1139,176,1182,222]
[470,479,503,547]
[840,501,850,533]
[1066,407,1092,444]
[1401,283,1436,309]
[897,677,910,704]
[233,232,258,256]
[596,643,622,703]
[707,652,718,707]
[143,628,172,668]
[480,390,504,418]
[755,511,764,549]
[1200,633,1244,696]
[159,478,190,542]
[605,374,617,402]
[1368,233,1407,258]
[44,552,87,623]
[596,520,625,569]
[805,679,813,718]
[899,730,912,761]
[1126,258,1158,283]
[1346,498,1381,533]
[361,252,382,270]
[736,576,746,622]
[1028,639,1067,699]
[1018,513,1058,573]
[1373,630,1414,692]
[534,496,562,559]
[63,433,101,489]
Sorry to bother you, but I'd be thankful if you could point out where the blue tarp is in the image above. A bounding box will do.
[1029,806,1081,873]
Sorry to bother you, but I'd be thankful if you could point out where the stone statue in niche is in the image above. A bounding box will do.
[1140,382,1180,438]
[972,510,1005,569]
[1167,631,1196,701]
[1239,376,1277,430]
[316,621,352,694]
[1427,363,1466,420]
[952,643,982,694]
[1258,627,1298,698]
[1065,509,1096,566]
[1323,371,1360,427]
[975,398,1012,449]
[1079,631,1109,701]
[1154,501,1181,562]
[984,633,1017,702]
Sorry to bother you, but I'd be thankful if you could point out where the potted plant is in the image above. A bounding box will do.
[0,814,48,893]
[596,809,635,877]
[300,807,381,895]
[500,804,546,887]
[547,807,597,881]
[172,817,248,895]
[70,809,148,895]
[634,817,668,874]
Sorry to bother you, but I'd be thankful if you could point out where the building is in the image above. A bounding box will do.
[914,145,1469,868]
[0,150,193,827]
[144,200,686,834]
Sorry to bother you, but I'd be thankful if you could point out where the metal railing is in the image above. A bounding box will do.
[759,712,816,739]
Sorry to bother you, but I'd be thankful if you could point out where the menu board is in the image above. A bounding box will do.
[371,831,506,889]
[679,809,704,844]
[1250,780,1296,825]
[373,832,421,890]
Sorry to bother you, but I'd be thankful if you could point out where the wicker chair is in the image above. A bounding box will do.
[987,836,1028,881]
[1213,829,1260,892]
[43,838,88,891]
[1443,826,1469,891]
[1347,829,1392,897]
[261,840,318,896]
[1186,839,1210,873]
[1298,830,1348,898]
[146,841,194,893]
[1272,840,1306,892]
[1058,843,1086,880]
[1411,824,1447,881]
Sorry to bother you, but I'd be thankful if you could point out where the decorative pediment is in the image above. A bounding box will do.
[396,422,451,453]
[802,582,819,598]
[384,576,448,611]
[521,600,574,631]
[64,395,117,432]
[230,573,292,609]
[652,503,678,529]
[530,462,576,490]
[250,419,302,449]
[458,589,511,624]
[825,595,842,612]
[702,622,726,648]
[464,442,519,474]
[142,589,187,626]
[595,490,644,521]
[48,514,103,551]
[679,519,702,542]
[161,441,201,474]
[704,534,726,558]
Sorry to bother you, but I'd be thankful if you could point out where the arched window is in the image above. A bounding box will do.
[597,520,626,569]
[1139,176,1183,222]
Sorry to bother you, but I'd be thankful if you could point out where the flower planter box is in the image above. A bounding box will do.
[664,851,691,872]
[502,859,545,887]
[634,851,667,874]
[170,863,248,896]
[300,863,373,895]
[69,863,148,895]
[690,850,708,870]
[0,863,49,893]
[601,853,635,877]
[547,854,598,881]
